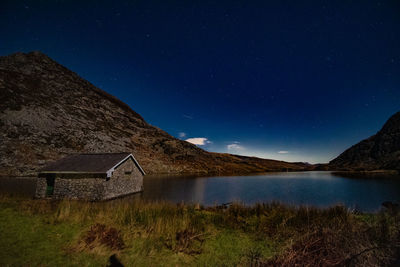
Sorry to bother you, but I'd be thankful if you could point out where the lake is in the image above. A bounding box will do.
[141,171,400,212]
[1,171,399,212]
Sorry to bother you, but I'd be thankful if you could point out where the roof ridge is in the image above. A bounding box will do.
[39,152,138,174]
[74,152,130,155]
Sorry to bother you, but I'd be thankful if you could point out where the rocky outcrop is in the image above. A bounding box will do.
[329,111,400,170]
[0,51,311,176]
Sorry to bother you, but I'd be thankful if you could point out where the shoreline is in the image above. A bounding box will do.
[332,170,400,178]
[2,168,400,179]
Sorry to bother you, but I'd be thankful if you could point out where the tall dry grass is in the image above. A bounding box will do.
[1,195,399,266]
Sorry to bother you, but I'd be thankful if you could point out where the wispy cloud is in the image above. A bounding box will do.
[182,114,193,119]
[227,142,244,151]
[227,144,242,150]
[186,137,211,146]
[277,151,289,154]
[178,132,186,138]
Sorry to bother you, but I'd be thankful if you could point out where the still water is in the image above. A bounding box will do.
[1,172,399,212]
[142,171,400,212]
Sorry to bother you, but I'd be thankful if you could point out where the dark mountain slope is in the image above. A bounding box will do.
[329,111,400,170]
[0,51,310,176]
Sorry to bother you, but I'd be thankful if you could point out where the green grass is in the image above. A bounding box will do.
[0,196,399,266]
[0,205,104,266]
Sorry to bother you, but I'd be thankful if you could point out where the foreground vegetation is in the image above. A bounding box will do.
[0,195,399,266]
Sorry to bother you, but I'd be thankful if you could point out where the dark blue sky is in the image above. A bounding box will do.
[1,1,399,163]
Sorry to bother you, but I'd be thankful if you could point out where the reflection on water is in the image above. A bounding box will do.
[0,177,37,197]
[1,172,399,212]
[142,171,400,212]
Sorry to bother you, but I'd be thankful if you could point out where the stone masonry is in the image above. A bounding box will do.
[35,157,143,200]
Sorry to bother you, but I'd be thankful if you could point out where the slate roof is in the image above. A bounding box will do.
[39,153,144,174]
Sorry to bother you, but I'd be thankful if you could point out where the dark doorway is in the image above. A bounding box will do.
[46,175,55,196]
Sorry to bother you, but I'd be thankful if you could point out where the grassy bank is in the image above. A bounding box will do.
[0,196,399,266]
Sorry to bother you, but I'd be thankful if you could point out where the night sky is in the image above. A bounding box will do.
[1,1,399,163]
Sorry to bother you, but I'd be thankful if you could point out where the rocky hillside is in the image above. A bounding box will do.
[0,51,311,176]
[329,111,400,170]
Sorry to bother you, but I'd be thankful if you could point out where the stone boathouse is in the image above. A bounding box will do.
[35,153,145,200]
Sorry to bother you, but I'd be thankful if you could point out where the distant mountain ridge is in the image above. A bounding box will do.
[329,111,400,170]
[0,51,311,176]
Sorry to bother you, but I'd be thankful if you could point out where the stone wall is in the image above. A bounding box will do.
[35,157,143,200]
[53,178,104,200]
[35,176,104,200]
[103,157,143,200]
[35,177,47,198]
